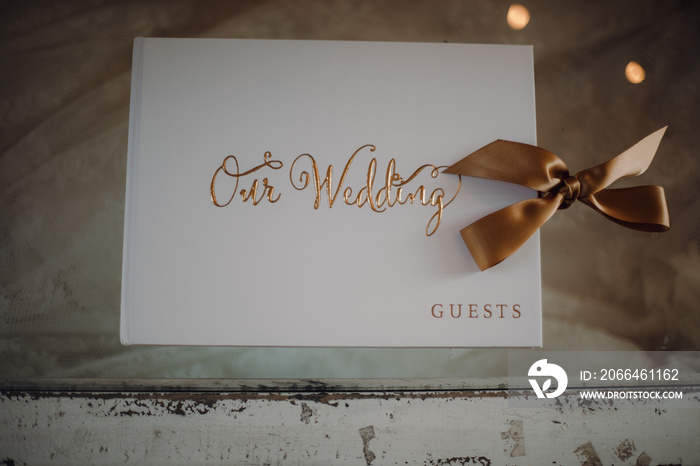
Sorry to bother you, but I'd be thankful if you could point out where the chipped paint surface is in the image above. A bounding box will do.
[574,441,603,466]
[501,419,525,457]
[1,387,699,464]
[636,451,653,465]
[358,425,376,465]
[300,402,315,424]
[614,438,636,462]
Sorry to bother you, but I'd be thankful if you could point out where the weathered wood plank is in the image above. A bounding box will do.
[2,382,699,465]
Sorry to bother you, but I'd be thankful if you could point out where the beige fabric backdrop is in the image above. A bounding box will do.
[1,0,698,378]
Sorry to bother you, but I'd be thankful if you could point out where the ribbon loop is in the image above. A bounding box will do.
[445,127,670,271]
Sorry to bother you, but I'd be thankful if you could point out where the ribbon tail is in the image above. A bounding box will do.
[461,195,562,271]
[576,127,668,195]
[582,186,670,232]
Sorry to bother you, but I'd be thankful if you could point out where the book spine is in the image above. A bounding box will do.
[120,37,145,345]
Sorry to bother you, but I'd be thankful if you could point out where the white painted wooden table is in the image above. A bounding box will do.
[2,379,699,465]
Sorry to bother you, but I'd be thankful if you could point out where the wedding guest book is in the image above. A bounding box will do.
[121,38,542,346]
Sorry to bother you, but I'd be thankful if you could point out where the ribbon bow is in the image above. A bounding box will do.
[444,127,670,271]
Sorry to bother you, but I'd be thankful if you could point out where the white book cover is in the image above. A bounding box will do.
[121,38,541,347]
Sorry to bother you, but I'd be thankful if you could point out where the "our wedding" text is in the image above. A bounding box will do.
[210,145,462,236]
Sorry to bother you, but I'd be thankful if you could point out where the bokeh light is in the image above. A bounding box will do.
[507,4,530,30]
[625,61,646,84]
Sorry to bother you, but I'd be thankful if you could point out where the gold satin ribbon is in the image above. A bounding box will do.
[444,127,670,271]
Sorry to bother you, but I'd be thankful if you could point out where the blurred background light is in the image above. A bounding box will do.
[507,4,531,30]
[625,61,646,83]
